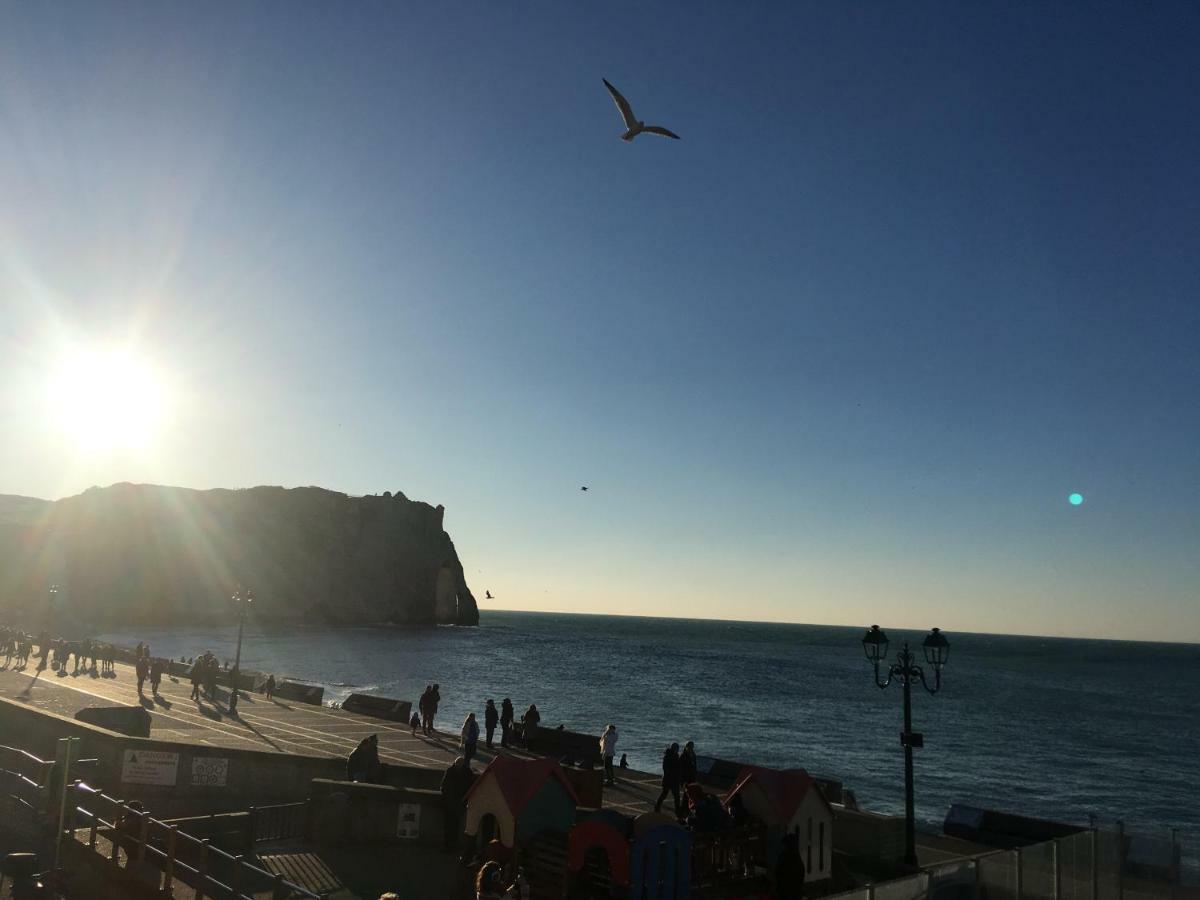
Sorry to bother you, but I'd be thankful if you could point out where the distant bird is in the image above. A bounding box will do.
[603,78,680,142]
[580,486,589,491]
[486,590,494,600]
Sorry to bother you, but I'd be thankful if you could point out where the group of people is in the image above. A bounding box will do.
[655,739,700,817]
[132,644,169,697]
[188,650,227,702]
[1,626,117,676]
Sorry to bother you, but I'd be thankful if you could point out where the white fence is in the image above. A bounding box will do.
[825,826,1195,900]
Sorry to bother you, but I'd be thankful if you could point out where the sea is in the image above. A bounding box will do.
[97,611,1200,853]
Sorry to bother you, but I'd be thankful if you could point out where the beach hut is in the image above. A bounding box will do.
[464,756,579,848]
[725,765,833,881]
[568,817,632,893]
[630,824,692,900]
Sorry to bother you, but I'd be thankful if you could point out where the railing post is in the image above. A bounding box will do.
[231,854,245,898]
[194,838,210,900]
[137,810,149,862]
[973,858,981,900]
[53,737,78,872]
[163,825,178,894]
[869,881,877,900]
[1053,840,1061,900]
[272,872,285,900]
[1016,848,1024,900]
[1090,830,1098,900]
[247,807,258,855]
[1116,821,1124,900]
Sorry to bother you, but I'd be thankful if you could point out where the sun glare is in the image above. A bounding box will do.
[47,349,168,450]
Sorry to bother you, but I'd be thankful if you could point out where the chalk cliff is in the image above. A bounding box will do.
[0,483,479,627]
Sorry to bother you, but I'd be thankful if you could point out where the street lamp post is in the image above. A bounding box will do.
[861,624,950,868]
[230,588,253,699]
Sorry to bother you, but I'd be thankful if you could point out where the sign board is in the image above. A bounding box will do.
[121,749,179,786]
[397,803,422,840]
[191,757,229,787]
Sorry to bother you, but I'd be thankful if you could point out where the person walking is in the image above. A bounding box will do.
[189,657,203,700]
[520,704,540,746]
[461,712,480,763]
[428,683,441,734]
[680,740,698,786]
[654,743,682,817]
[149,658,164,695]
[205,654,219,700]
[418,685,431,734]
[264,674,276,700]
[135,656,149,696]
[484,700,499,750]
[500,698,514,748]
[600,725,619,786]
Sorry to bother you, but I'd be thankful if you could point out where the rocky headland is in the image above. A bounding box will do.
[0,483,479,628]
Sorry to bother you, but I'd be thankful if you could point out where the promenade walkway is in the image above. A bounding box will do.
[0,658,662,817]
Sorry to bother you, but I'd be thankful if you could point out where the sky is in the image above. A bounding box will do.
[1,3,1197,643]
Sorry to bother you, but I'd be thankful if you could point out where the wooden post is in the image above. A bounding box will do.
[973,857,981,900]
[1053,840,1061,900]
[231,854,244,898]
[163,826,178,894]
[272,873,285,900]
[1016,848,1024,900]
[53,737,77,872]
[194,839,210,900]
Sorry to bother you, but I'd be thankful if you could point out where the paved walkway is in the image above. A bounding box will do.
[0,657,662,817]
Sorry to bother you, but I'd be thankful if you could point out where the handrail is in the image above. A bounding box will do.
[67,781,321,899]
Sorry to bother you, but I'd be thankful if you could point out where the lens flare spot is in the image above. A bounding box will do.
[1068,492,1084,506]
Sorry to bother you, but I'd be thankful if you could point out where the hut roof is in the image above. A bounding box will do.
[466,756,579,815]
[726,765,829,823]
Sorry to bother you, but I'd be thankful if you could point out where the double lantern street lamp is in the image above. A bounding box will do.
[230,588,254,701]
[861,624,950,868]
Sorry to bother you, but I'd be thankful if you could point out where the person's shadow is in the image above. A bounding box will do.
[153,695,173,710]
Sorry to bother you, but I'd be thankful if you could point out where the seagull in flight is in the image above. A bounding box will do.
[580,486,589,491]
[603,78,680,142]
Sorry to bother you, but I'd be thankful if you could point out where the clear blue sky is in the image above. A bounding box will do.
[1,3,1197,641]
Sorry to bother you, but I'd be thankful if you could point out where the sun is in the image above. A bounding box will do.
[47,349,169,450]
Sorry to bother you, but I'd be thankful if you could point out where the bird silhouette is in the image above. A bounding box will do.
[603,78,680,142]
[485,590,494,600]
[580,486,589,491]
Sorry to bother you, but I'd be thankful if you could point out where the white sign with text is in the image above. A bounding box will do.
[397,803,421,840]
[121,749,179,786]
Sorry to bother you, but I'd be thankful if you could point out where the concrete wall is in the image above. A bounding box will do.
[833,805,906,868]
[0,695,345,817]
[307,778,448,848]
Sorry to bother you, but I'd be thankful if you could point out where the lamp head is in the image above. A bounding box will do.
[862,624,889,663]
[922,627,950,670]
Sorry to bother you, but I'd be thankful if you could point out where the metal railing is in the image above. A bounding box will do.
[249,802,309,845]
[66,782,321,900]
[823,824,1196,900]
